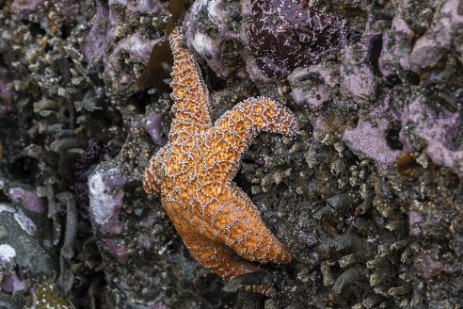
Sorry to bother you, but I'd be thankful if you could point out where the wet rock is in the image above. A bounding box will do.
[83,0,168,101]
[0,182,57,307]
[0,68,14,118]
[1,0,462,307]
[409,0,463,77]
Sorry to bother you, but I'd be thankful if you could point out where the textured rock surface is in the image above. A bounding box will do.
[0,0,462,308]
[185,0,348,83]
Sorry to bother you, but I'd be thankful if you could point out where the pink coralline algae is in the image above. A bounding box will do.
[414,250,447,279]
[0,244,24,294]
[11,0,79,36]
[9,187,45,214]
[83,0,112,66]
[11,0,78,19]
[144,113,168,146]
[11,0,46,18]
[14,211,37,236]
[74,139,121,209]
[0,244,16,264]
[151,302,169,309]
[83,0,168,98]
[100,239,133,263]
[409,0,463,74]
[342,96,402,171]
[288,65,338,111]
[340,60,376,102]
[1,272,25,294]
[246,0,348,80]
[339,32,381,103]
[378,15,414,79]
[409,211,423,237]
[401,99,463,177]
[340,47,376,101]
[343,118,401,172]
[184,0,246,79]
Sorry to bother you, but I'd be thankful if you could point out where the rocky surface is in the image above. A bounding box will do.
[0,0,462,308]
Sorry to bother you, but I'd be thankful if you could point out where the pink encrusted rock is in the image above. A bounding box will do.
[83,0,113,65]
[152,302,169,309]
[342,96,402,171]
[343,118,401,171]
[144,113,167,145]
[401,99,463,177]
[410,0,463,72]
[0,244,25,294]
[339,31,378,102]
[379,16,414,78]
[414,250,447,279]
[83,0,167,98]
[54,0,79,17]
[0,272,25,294]
[409,211,423,237]
[14,211,37,236]
[0,244,16,264]
[288,65,338,111]
[9,187,45,214]
[340,62,376,102]
[100,239,133,263]
[11,0,78,19]
[185,0,245,80]
[11,0,79,38]
[105,32,159,85]
[11,0,46,19]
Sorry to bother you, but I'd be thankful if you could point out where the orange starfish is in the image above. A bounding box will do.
[143,28,299,283]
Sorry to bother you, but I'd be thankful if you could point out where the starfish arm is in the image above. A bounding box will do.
[180,230,261,281]
[200,182,292,264]
[168,29,212,139]
[143,146,169,196]
[206,97,299,181]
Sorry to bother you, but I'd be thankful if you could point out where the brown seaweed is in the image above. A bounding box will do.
[137,0,187,91]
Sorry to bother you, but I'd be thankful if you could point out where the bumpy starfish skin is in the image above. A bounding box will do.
[144,28,299,281]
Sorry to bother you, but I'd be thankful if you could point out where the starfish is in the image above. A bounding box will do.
[143,28,299,283]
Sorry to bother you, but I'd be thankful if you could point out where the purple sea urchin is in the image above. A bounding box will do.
[246,0,348,79]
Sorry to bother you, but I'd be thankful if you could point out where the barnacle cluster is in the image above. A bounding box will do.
[84,0,172,101]
[11,0,79,37]
[0,1,123,307]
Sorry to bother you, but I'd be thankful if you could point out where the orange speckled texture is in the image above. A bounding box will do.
[144,28,299,282]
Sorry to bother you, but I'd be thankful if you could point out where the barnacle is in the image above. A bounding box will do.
[396,152,423,178]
